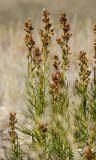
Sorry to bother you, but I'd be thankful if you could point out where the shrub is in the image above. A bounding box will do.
[7,9,96,160]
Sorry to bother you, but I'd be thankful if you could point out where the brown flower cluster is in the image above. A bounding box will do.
[56,12,72,68]
[60,13,71,41]
[39,9,54,49]
[24,19,35,57]
[8,112,17,142]
[49,56,63,101]
[32,47,42,76]
[75,51,91,90]
[33,47,42,66]
[24,19,36,75]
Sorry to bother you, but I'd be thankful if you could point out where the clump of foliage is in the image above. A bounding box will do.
[8,112,23,160]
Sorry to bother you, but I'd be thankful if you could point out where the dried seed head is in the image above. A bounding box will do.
[57,12,72,69]
[24,18,34,33]
[25,33,35,51]
[33,47,42,64]
[24,18,35,53]
[49,67,64,103]
[43,8,50,17]
[42,9,50,26]
[40,9,54,49]
[60,12,67,27]
[24,18,36,75]
[60,12,71,36]
[76,51,91,90]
